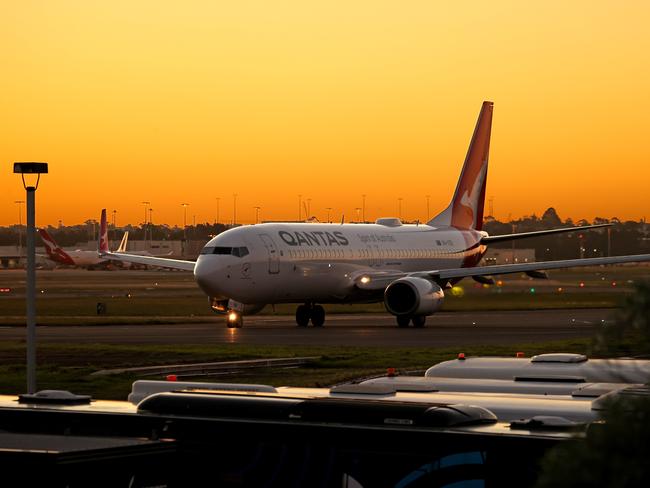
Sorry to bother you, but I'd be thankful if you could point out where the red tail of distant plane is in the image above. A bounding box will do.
[37,229,75,265]
[99,209,109,253]
[428,101,493,230]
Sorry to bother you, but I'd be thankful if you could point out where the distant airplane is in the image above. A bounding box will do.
[99,101,650,328]
[114,231,173,258]
[38,228,127,269]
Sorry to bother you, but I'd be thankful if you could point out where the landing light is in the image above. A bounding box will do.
[228,311,239,322]
[360,276,370,284]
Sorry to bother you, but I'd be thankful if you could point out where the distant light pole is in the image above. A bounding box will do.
[13,162,48,394]
[14,200,24,258]
[398,198,403,219]
[325,207,332,223]
[233,194,238,225]
[355,207,361,222]
[306,198,312,218]
[181,203,189,240]
[148,208,154,247]
[254,206,261,224]
[141,201,150,244]
[362,194,366,223]
[215,197,220,224]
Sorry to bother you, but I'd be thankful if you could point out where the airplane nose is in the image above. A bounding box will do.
[194,256,221,296]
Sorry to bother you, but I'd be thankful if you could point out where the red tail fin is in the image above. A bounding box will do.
[428,101,493,230]
[37,229,60,255]
[99,209,109,253]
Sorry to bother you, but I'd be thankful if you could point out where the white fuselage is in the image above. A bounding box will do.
[194,222,487,306]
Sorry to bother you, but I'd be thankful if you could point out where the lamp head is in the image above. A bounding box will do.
[14,162,48,190]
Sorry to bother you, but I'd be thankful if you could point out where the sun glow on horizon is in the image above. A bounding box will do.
[2,1,649,227]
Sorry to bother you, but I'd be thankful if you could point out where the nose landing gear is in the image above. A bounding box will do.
[226,310,243,328]
[295,303,326,327]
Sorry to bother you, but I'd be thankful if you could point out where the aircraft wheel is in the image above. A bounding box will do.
[226,311,243,328]
[296,304,311,327]
[411,315,427,328]
[396,316,411,328]
[311,305,325,327]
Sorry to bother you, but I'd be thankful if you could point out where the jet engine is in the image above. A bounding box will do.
[384,277,445,316]
[209,297,265,315]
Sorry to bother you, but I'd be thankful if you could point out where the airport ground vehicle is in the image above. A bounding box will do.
[2,353,647,486]
[98,101,650,329]
[0,388,577,487]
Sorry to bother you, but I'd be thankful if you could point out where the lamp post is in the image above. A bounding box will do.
[14,200,24,259]
[13,162,48,394]
[254,206,261,224]
[355,207,361,222]
[181,203,189,240]
[141,201,150,245]
[325,207,332,223]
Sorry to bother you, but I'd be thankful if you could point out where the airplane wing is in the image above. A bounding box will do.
[98,208,194,271]
[355,253,650,290]
[481,223,611,244]
[101,251,196,271]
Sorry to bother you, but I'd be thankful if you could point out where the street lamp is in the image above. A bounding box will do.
[14,200,24,258]
[254,206,261,224]
[325,207,332,223]
[181,203,189,240]
[141,201,150,245]
[13,162,48,394]
[355,207,361,222]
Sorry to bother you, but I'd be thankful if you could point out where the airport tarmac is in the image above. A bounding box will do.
[0,308,609,347]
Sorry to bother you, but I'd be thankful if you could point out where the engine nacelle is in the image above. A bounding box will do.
[209,297,265,316]
[384,277,445,316]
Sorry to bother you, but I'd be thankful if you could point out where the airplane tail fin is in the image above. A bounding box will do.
[99,209,109,253]
[116,231,129,253]
[37,228,60,256]
[428,101,493,230]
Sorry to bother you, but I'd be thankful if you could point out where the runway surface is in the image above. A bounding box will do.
[0,308,613,347]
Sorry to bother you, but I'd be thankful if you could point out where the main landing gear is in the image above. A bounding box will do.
[296,303,326,327]
[396,315,427,328]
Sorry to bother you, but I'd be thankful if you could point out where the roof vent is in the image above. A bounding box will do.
[510,416,583,430]
[330,384,396,396]
[531,353,588,363]
[375,218,402,227]
[18,390,91,405]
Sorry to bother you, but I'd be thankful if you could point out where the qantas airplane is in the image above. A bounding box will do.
[39,228,128,268]
[99,101,650,328]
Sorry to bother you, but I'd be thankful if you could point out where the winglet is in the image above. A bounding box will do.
[428,101,493,230]
[99,209,109,253]
[116,231,129,253]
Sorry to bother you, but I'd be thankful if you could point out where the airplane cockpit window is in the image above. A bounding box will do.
[200,246,249,257]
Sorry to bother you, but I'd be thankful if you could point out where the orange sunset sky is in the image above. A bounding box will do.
[2,1,649,227]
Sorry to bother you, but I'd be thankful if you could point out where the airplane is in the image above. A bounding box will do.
[114,231,174,258]
[38,228,128,268]
[99,101,650,329]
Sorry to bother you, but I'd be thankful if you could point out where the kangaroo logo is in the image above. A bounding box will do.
[459,160,488,225]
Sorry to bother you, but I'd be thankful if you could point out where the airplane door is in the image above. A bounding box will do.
[258,234,280,274]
